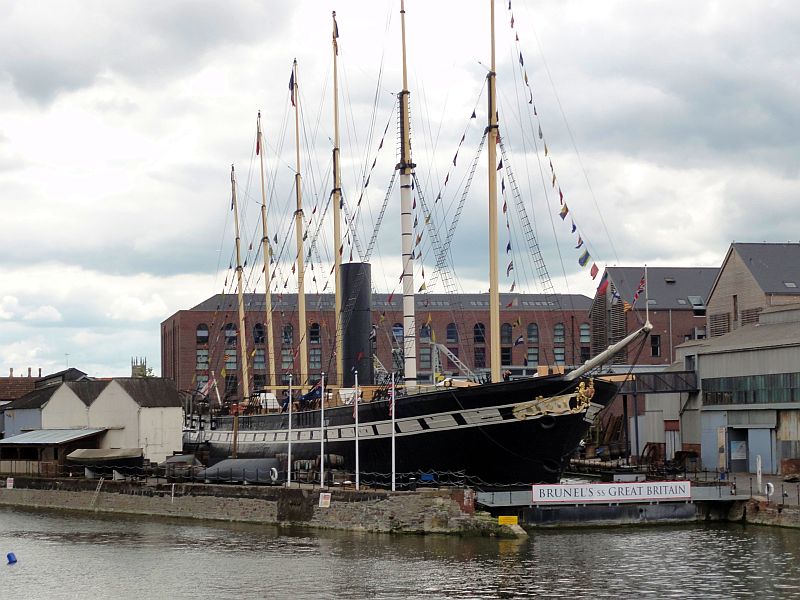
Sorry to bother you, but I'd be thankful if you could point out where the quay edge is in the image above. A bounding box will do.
[0,478,516,538]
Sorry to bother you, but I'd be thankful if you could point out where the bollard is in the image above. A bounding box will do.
[7,552,17,565]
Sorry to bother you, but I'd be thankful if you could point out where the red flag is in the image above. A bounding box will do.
[597,271,609,295]
[590,263,599,279]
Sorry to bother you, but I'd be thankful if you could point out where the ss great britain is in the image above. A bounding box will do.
[184,2,652,488]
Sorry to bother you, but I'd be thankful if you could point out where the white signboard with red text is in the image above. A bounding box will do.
[532,481,691,504]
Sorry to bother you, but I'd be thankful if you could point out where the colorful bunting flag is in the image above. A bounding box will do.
[597,271,609,294]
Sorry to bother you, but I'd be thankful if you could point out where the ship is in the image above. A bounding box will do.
[183,2,652,489]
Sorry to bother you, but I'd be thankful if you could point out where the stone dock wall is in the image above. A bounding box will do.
[0,478,509,537]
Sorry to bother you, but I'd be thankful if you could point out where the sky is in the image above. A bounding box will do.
[1,0,798,378]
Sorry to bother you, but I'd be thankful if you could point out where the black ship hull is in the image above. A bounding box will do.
[184,375,617,487]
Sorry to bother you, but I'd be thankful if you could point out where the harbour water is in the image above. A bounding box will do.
[2,506,800,599]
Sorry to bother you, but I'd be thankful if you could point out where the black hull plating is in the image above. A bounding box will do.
[184,375,617,486]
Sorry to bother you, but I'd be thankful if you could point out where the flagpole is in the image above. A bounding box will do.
[354,370,360,491]
[391,371,396,492]
[287,373,293,487]
[320,372,326,488]
[644,264,650,325]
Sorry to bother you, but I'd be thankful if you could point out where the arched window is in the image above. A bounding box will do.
[446,323,458,343]
[253,323,265,344]
[474,323,486,344]
[554,323,565,344]
[223,323,237,347]
[309,322,321,344]
[500,323,513,345]
[392,323,404,344]
[420,324,431,340]
[196,324,209,345]
[527,323,539,344]
[282,324,293,346]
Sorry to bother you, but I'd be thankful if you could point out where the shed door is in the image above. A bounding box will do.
[748,428,776,474]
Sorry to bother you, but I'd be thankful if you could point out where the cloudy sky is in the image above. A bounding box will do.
[1,0,798,378]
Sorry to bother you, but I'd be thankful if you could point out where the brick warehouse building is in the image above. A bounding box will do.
[161,292,595,399]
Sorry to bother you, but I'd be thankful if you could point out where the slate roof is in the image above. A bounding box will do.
[605,266,719,310]
[0,386,59,411]
[113,378,181,408]
[188,292,593,313]
[732,243,800,295]
[2,378,180,411]
[0,428,106,446]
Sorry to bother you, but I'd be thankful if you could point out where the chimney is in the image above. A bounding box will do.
[28,367,32,377]
[39,368,42,377]
[9,367,13,377]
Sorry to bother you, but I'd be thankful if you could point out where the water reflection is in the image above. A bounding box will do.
[2,507,800,599]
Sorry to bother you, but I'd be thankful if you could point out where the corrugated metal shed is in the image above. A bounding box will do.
[0,428,106,445]
[688,320,800,355]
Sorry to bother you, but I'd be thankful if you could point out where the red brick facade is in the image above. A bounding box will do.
[161,293,594,398]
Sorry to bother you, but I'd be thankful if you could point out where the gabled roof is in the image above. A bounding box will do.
[35,367,89,389]
[1,386,59,411]
[113,378,181,408]
[604,266,718,310]
[0,428,106,445]
[732,243,800,295]
[65,380,111,406]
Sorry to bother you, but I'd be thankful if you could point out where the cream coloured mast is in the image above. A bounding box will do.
[486,0,501,383]
[291,59,309,388]
[331,11,344,386]
[230,164,249,457]
[398,0,416,387]
[256,112,277,395]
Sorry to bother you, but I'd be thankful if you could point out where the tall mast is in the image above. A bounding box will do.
[331,11,344,386]
[231,164,250,457]
[486,0,501,383]
[257,112,277,396]
[292,59,309,388]
[398,0,417,387]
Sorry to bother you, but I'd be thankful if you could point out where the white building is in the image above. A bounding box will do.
[0,377,182,463]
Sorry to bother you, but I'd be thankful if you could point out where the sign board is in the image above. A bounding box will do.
[731,440,747,461]
[318,492,331,508]
[5,477,13,489]
[532,481,691,504]
[498,515,518,525]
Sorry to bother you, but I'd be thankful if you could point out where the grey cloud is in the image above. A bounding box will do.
[0,1,291,104]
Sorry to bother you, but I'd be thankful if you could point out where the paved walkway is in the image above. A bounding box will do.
[692,471,800,505]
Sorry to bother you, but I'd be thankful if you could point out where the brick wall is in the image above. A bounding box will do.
[0,478,502,536]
